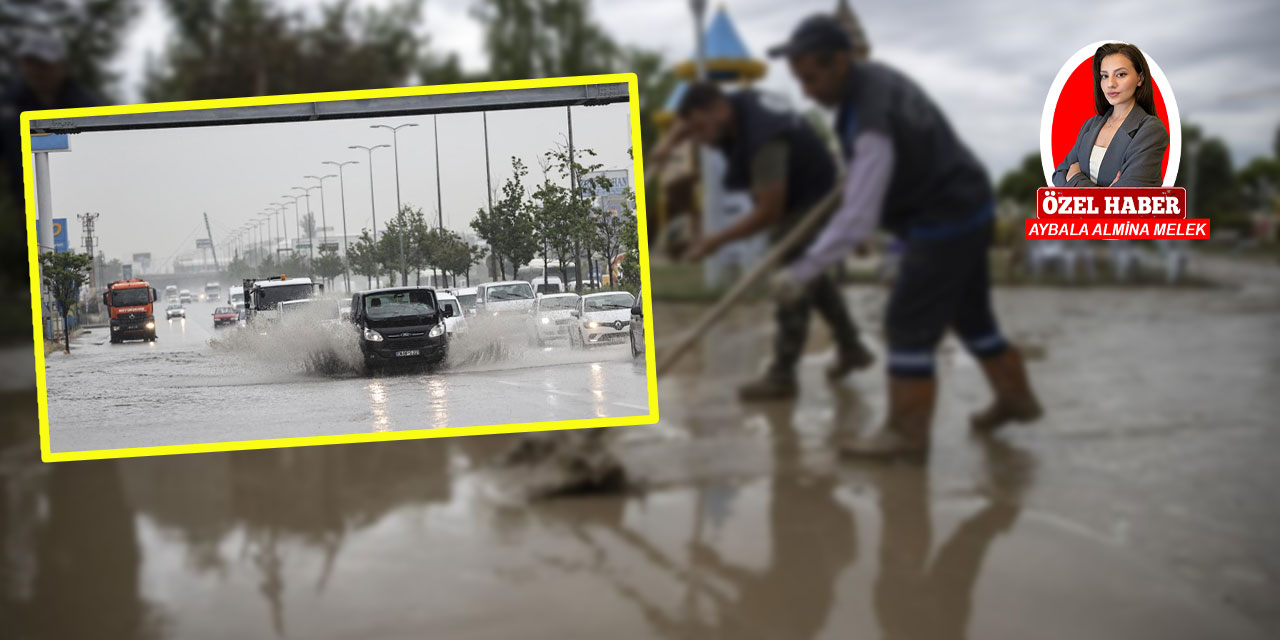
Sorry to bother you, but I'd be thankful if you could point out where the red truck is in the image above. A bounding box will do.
[102,279,159,343]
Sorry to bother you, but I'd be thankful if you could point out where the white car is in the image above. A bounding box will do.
[454,287,478,316]
[570,291,635,348]
[526,292,580,346]
[277,298,342,324]
[436,291,469,337]
[475,280,536,329]
[531,275,565,295]
[165,303,186,319]
[179,289,193,304]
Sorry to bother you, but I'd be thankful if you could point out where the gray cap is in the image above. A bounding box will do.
[17,30,67,64]
[766,14,852,59]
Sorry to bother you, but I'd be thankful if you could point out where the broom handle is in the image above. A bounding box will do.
[655,181,844,376]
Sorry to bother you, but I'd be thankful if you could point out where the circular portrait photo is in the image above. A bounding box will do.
[1040,41,1180,188]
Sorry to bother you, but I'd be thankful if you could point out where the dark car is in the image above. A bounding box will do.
[629,297,644,358]
[212,306,238,328]
[350,287,453,370]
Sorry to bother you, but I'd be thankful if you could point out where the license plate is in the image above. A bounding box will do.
[394,350,420,357]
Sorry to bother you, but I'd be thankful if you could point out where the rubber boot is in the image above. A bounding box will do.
[738,370,799,401]
[840,376,935,462]
[970,347,1043,433]
[826,341,876,382]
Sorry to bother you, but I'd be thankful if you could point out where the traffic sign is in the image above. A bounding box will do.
[31,133,70,152]
[51,218,68,253]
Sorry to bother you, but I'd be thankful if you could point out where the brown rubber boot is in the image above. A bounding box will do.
[840,376,936,462]
[826,341,876,382]
[738,371,799,401]
[971,347,1043,433]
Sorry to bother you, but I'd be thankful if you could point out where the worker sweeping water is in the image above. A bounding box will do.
[765,14,1042,460]
[649,82,875,400]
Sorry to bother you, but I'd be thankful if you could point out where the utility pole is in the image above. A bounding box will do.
[78,212,100,300]
[434,114,444,286]
[371,123,418,285]
[567,106,581,292]
[203,212,221,271]
[483,112,496,280]
[323,160,359,293]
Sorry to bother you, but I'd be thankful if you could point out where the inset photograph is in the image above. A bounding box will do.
[25,76,657,460]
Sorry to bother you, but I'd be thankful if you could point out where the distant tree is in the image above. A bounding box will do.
[379,207,422,286]
[40,251,93,353]
[347,229,380,288]
[531,167,575,284]
[313,246,344,290]
[257,253,276,276]
[618,211,641,295]
[461,243,487,287]
[278,252,308,278]
[471,0,618,81]
[224,252,254,282]
[0,0,140,97]
[431,229,472,288]
[94,252,124,284]
[996,153,1046,208]
[143,0,436,101]
[546,144,612,290]
[1177,124,1238,225]
[471,157,536,279]
[624,48,679,154]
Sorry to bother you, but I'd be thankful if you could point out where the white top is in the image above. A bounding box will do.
[1089,145,1107,182]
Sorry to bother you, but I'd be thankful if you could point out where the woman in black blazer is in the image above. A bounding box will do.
[1052,42,1168,188]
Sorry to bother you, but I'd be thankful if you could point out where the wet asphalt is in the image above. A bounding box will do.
[1,254,1278,638]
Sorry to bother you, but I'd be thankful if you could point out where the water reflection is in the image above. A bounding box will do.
[1,378,1035,639]
[868,437,1033,640]
[681,397,857,639]
[366,380,390,432]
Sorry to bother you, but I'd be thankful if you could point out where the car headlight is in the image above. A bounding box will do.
[428,324,445,338]
[363,327,384,342]
[587,321,599,329]
[492,311,500,317]
[145,321,155,329]
[540,317,550,324]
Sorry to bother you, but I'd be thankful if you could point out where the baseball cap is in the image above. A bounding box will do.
[17,30,67,64]
[766,14,852,59]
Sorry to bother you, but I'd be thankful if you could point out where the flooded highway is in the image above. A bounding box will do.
[42,300,649,453]
[3,254,1279,638]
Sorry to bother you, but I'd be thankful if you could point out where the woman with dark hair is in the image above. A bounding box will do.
[1052,42,1168,187]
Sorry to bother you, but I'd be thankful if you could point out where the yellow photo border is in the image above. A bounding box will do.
[23,73,659,463]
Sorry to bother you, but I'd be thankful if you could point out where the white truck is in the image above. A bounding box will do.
[242,276,323,330]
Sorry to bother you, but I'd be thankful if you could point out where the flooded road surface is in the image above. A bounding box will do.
[42,301,649,452]
[2,255,1278,638]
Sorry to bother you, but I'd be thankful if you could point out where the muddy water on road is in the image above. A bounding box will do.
[2,264,1278,638]
[42,302,648,452]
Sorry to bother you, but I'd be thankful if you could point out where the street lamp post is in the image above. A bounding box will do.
[269,202,288,255]
[280,195,304,261]
[259,217,269,264]
[323,160,359,292]
[433,114,444,286]
[349,144,390,287]
[304,173,337,256]
[293,185,321,265]
[259,211,275,264]
[370,123,419,284]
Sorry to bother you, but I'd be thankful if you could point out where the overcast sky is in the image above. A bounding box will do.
[58,0,1280,260]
